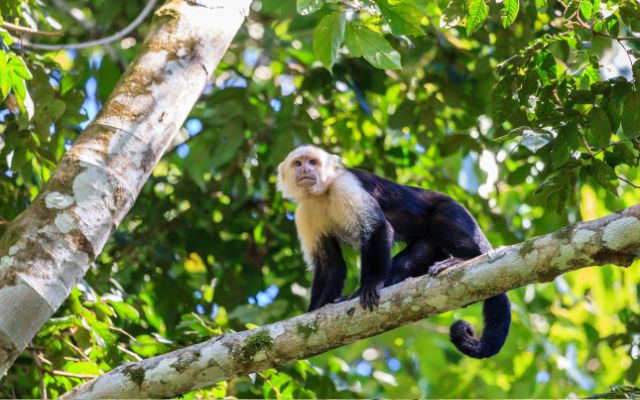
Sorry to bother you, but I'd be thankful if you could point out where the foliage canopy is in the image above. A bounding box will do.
[0,0,639,398]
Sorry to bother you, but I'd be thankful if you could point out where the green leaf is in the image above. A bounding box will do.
[297,0,323,15]
[501,0,519,28]
[564,0,579,16]
[535,50,556,86]
[621,91,640,138]
[8,55,32,80]
[551,137,571,168]
[375,0,424,36]
[491,78,515,124]
[607,16,619,37]
[440,0,465,28]
[345,23,402,70]
[569,89,594,104]
[466,0,488,35]
[313,12,346,70]
[604,143,636,167]
[0,52,9,99]
[0,31,13,47]
[507,164,531,185]
[590,158,618,194]
[46,99,67,120]
[10,74,26,100]
[109,301,140,323]
[632,59,640,82]
[579,0,593,19]
[551,122,581,168]
[588,106,611,148]
[210,118,245,169]
[10,74,34,119]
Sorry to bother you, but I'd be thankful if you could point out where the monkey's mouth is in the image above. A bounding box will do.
[296,176,317,185]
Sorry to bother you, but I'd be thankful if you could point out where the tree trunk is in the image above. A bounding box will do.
[62,204,640,399]
[0,0,252,377]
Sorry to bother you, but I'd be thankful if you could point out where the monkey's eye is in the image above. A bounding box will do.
[309,159,317,166]
[294,160,302,167]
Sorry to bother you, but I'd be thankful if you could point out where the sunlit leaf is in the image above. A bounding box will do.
[8,54,32,80]
[375,0,424,36]
[110,301,141,323]
[440,0,466,28]
[466,0,488,35]
[345,23,402,69]
[297,0,323,15]
[313,12,346,70]
[501,0,519,27]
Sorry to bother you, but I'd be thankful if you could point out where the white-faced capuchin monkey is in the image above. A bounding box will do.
[277,144,511,359]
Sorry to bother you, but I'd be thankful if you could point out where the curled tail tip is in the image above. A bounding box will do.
[449,320,485,358]
[449,294,512,359]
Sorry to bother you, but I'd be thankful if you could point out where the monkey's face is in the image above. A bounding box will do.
[277,145,342,200]
[293,156,320,188]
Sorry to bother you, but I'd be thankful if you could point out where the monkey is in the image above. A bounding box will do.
[276,144,511,358]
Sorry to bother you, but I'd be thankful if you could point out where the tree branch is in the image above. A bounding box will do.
[0,0,252,377]
[1,22,63,37]
[19,0,158,50]
[62,204,640,399]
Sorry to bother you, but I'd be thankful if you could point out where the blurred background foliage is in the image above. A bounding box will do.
[0,0,639,397]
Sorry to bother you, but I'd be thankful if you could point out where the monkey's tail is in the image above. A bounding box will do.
[449,293,511,359]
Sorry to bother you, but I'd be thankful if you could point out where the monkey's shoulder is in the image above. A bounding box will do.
[347,168,450,206]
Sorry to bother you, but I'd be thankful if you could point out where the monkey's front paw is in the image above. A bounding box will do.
[358,284,382,311]
[428,258,464,276]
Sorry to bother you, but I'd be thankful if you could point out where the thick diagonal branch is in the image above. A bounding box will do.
[0,0,252,377]
[62,204,640,399]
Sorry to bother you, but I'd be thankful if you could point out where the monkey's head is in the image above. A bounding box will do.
[277,145,343,200]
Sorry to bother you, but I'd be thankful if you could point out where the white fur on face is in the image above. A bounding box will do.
[276,145,378,270]
[276,145,342,201]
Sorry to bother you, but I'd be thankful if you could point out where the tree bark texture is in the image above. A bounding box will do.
[0,0,252,377]
[62,204,640,399]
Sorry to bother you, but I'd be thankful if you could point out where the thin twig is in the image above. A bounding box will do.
[32,350,99,380]
[49,370,97,380]
[257,371,283,398]
[1,21,63,37]
[592,139,632,157]
[617,175,640,189]
[109,326,138,342]
[572,15,640,42]
[117,345,143,361]
[615,38,637,96]
[62,338,91,362]
[20,0,158,51]
[30,349,48,400]
[580,132,595,156]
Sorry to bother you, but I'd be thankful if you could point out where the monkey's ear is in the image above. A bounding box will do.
[330,154,343,170]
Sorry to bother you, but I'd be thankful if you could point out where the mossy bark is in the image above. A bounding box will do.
[63,204,640,399]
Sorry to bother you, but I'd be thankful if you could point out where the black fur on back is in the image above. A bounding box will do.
[349,168,511,359]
